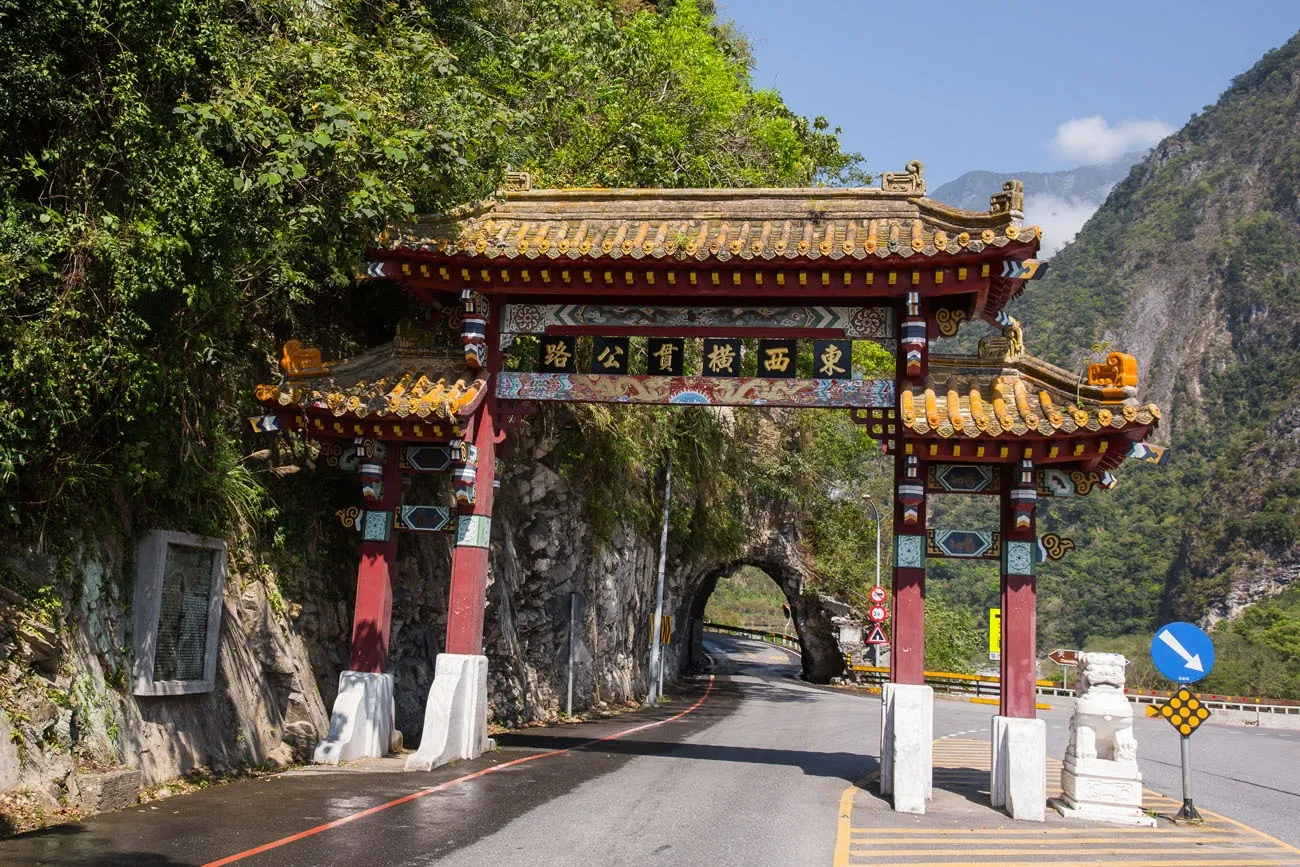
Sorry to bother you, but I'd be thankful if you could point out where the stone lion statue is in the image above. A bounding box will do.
[1067,652,1137,763]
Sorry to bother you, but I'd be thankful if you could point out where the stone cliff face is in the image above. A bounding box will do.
[1,412,846,817]
[1007,34,1300,623]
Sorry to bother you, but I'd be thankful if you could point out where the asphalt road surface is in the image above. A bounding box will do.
[2,634,1298,866]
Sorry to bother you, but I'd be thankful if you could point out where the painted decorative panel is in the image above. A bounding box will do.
[926,529,1001,560]
[401,445,459,473]
[394,505,454,533]
[362,509,393,543]
[895,534,926,569]
[456,514,492,548]
[1003,541,1035,576]
[1037,468,1113,497]
[928,463,999,494]
[495,373,895,409]
[501,304,896,340]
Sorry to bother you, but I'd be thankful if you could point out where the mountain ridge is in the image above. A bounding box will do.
[1004,32,1300,644]
[931,154,1145,256]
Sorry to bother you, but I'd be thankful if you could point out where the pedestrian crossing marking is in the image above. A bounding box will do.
[835,737,1300,865]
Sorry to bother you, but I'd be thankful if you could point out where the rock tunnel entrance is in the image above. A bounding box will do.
[684,558,845,684]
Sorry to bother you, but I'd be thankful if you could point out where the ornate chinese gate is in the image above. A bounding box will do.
[253,162,1162,816]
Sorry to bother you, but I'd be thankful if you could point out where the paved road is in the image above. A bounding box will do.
[1041,695,1300,847]
[2,634,1298,865]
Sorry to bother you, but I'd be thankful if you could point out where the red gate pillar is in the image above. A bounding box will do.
[991,457,1045,820]
[892,289,929,685]
[999,458,1038,718]
[349,441,403,672]
[891,450,927,684]
[445,398,497,654]
[313,438,402,764]
[406,294,498,772]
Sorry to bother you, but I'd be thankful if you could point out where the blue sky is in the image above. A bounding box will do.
[719,1,1300,187]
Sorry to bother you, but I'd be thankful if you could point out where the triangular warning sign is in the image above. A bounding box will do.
[865,623,889,645]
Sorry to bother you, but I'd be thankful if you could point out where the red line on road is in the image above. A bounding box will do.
[203,675,715,867]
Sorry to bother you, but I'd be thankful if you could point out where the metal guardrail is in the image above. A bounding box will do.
[866,666,1300,717]
[846,663,1053,700]
[708,623,1300,717]
[1115,688,1300,717]
[703,622,801,651]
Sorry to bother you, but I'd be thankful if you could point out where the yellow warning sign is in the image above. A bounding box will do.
[650,614,672,645]
[1150,687,1211,736]
[988,608,1002,656]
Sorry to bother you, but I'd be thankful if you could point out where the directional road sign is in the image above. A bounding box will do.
[1151,622,1215,683]
[1048,649,1079,666]
[1147,687,1212,736]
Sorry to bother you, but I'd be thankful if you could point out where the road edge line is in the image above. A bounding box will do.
[203,675,716,867]
[1203,808,1300,854]
[833,770,879,867]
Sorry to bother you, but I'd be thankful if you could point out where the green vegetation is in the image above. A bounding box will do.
[704,566,789,631]
[0,0,909,671]
[0,0,862,549]
[991,33,1300,698]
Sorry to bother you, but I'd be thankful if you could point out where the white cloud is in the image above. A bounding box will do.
[1050,116,1174,164]
[1025,193,1107,258]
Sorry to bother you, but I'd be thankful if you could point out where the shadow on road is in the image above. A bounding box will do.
[2,821,198,867]
[499,730,879,784]
[932,765,995,806]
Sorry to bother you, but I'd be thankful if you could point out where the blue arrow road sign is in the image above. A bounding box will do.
[1151,621,1215,683]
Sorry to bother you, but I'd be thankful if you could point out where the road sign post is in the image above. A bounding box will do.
[867,586,888,665]
[987,608,1001,661]
[1178,734,1198,821]
[1151,623,1216,822]
[1047,648,1078,691]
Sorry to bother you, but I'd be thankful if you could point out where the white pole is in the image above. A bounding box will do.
[864,496,883,667]
[566,591,577,717]
[648,455,672,707]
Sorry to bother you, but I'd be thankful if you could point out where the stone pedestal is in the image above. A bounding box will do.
[313,671,395,765]
[991,715,1046,821]
[405,654,494,772]
[1053,755,1156,826]
[880,683,932,814]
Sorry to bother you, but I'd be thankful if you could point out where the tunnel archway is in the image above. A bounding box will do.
[683,555,845,684]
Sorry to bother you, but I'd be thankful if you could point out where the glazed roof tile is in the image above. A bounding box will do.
[255,338,486,422]
[901,353,1160,439]
[383,164,1041,265]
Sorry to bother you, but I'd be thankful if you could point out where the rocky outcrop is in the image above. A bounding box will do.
[1,413,846,820]
[0,542,328,822]
[1007,34,1300,629]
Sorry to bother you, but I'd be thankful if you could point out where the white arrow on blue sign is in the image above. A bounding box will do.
[1150,621,1215,683]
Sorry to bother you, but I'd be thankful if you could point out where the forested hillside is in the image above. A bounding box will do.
[0,0,986,822]
[1001,33,1300,694]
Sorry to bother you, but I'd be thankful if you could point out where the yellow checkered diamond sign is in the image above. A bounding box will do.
[1149,687,1211,735]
